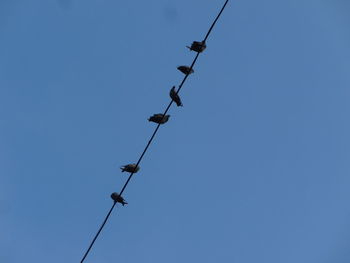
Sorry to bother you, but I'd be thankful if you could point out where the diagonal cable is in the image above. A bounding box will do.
[80,1,229,262]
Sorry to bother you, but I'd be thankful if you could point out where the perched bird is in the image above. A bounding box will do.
[120,163,140,173]
[148,113,170,124]
[170,86,183,107]
[111,192,128,206]
[187,41,206,53]
[177,66,194,75]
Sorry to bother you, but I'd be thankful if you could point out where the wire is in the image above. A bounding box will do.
[79,1,229,262]
[80,202,116,263]
[203,0,230,42]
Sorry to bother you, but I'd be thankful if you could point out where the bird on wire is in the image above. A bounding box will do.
[187,40,206,53]
[120,163,140,173]
[111,192,128,206]
[148,114,170,124]
[170,86,183,107]
[177,65,194,75]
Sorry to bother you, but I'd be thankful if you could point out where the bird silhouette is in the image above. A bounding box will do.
[187,41,206,53]
[120,163,140,173]
[177,66,194,75]
[170,86,183,107]
[111,192,128,206]
[148,114,170,124]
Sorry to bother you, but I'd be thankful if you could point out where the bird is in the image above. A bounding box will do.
[120,163,140,173]
[186,41,206,53]
[177,66,194,75]
[148,114,170,124]
[170,86,183,107]
[111,192,128,206]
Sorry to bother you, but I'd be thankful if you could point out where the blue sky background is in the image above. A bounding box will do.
[1,0,350,262]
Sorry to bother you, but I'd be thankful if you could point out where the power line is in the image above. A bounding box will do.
[80,203,116,263]
[79,1,229,262]
[203,0,229,42]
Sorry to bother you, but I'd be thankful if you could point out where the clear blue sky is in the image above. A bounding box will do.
[1,0,350,262]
